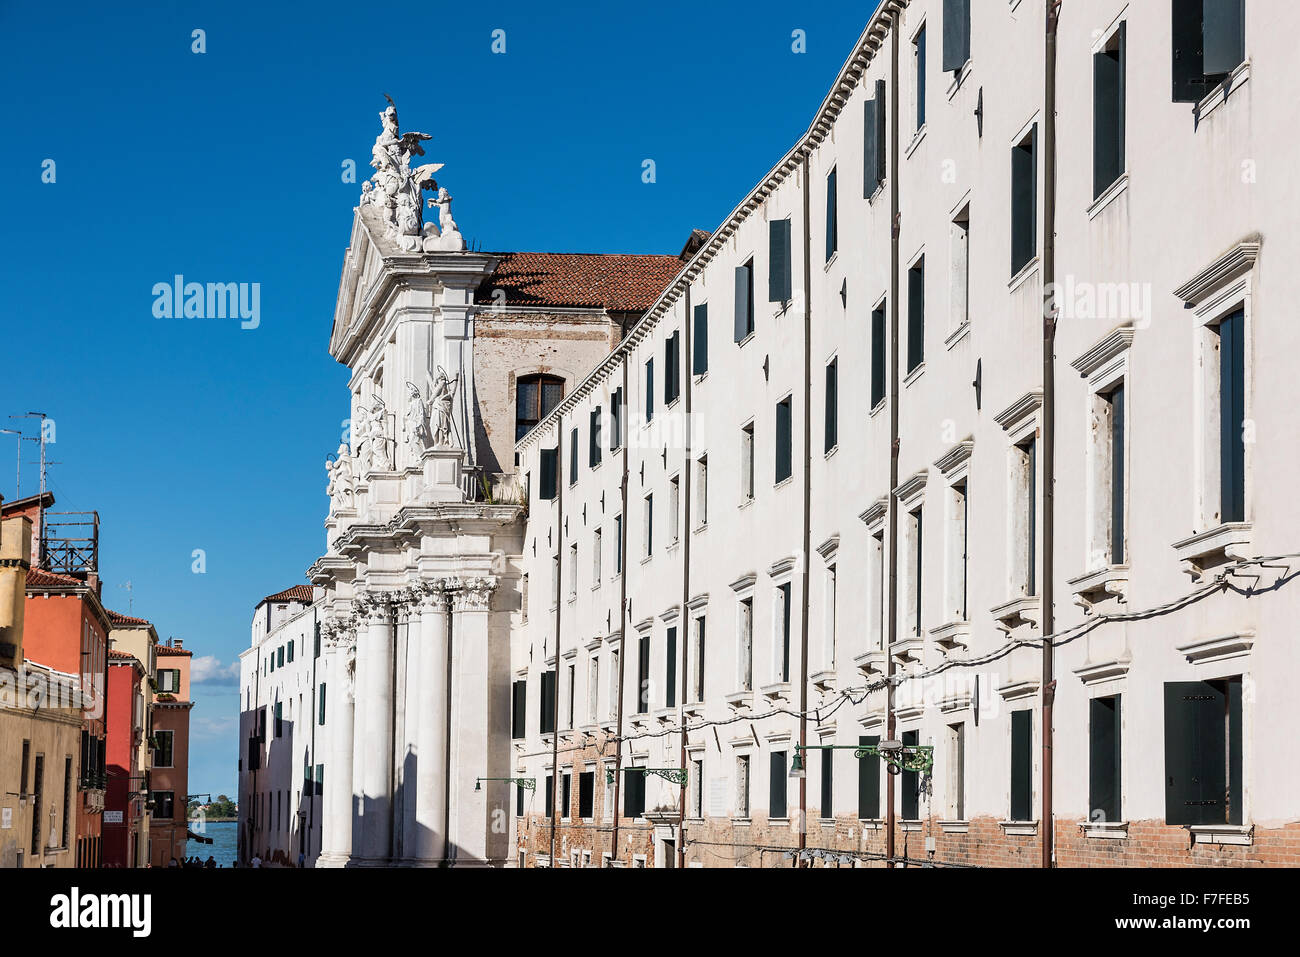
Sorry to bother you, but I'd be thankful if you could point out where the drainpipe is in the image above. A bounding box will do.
[550,412,565,866]
[678,285,692,869]
[1040,0,1061,870]
[610,361,630,865]
[798,153,813,859]
[885,5,902,869]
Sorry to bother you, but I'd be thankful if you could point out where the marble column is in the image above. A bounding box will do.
[412,579,452,864]
[358,594,395,864]
[446,576,499,865]
[317,620,355,867]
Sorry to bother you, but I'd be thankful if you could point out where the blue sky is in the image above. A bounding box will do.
[0,0,879,797]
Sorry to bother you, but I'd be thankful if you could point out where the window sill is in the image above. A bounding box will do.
[1079,820,1129,840]
[810,669,837,693]
[640,555,653,566]
[824,251,840,273]
[682,701,705,720]
[760,681,792,702]
[900,820,924,832]
[666,397,681,412]
[869,397,886,418]
[738,497,755,511]
[1173,522,1253,581]
[929,620,970,655]
[939,820,970,834]
[853,649,888,676]
[858,819,884,830]
[991,595,1041,633]
[1008,257,1041,293]
[998,820,1039,837]
[737,331,756,349]
[1087,172,1129,221]
[1191,824,1253,846]
[774,476,794,492]
[944,321,970,351]
[1194,60,1250,127]
[692,522,708,535]
[903,362,926,388]
[590,582,601,593]
[1068,565,1129,612]
[731,817,752,827]
[725,690,754,712]
[905,124,928,160]
[889,638,924,666]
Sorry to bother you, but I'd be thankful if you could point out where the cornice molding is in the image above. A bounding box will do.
[1174,239,1261,305]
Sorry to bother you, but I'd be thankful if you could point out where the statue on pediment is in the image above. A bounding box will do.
[362,96,445,252]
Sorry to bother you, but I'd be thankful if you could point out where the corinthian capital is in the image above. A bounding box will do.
[413,577,454,611]
[451,575,499,611]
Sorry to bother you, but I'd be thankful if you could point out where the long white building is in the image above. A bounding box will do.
[250,0,1300,867]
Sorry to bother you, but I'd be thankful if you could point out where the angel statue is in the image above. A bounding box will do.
[365,95,444,250]
[403,379,433,460]
[430,367,460,449]
[367,394,394,471]
[326,443,355,514]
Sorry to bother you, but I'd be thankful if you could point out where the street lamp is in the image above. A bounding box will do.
[605,767,688,786]
[475,777,535,791]
[789,740,934,778]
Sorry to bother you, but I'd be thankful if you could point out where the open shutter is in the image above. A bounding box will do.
[638,636,651,712]
[1088,697,1121,822]
[1010,710,1032,821]
[693,303,708,374]
[539,670,556,735]
[734,265,751,342]
[1203,0,1245,77]
[1172,0,1208,102]
[769,219,792,303]
[942,0,971,72]
[1163,681,1226,826]
[907,261,925,372]
[610,388,623,451]
[1227,678,1242,825]
[863,96,879,197]
[769,752,787,819]
[539,447,558,500]
[858,735,880,819]
[665,627,677,708]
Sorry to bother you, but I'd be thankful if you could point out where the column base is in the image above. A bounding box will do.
[314,852,352,868]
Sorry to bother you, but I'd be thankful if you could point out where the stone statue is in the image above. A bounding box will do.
[429,367,460,448]
[425,188,465,252]
[366,395,393,471]
[326,442,355,513]
[402,378,433,460]
[364,96,444,251]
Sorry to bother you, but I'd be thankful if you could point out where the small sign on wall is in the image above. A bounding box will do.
[1,807,11,829]
[103,810,123,824]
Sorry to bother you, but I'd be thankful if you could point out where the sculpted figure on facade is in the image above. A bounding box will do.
[403,376,434,461]
[365,395,394,472]
[326,442,355,513]
[425,187,466,252]
[429,367,460,449]
[364,96,445,252]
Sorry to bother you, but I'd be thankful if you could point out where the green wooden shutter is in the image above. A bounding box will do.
[907,259,925,372]
[825,359,838,453]
[1093,23,1126,199]
[1163,681,1227,826]
[821,750,834,817]
[1172,0,1208,102]
[775,398,793,483]
[645,358,654,421]
[734,264,751,342]
[871,305,886,407]
[1219,309,1245,523]
[665,627,677,708]
[942,0,971,72]
[539,447,558,500]
[1011,128,1037,274]
[769,219,792,303]
[318,683,327,726]
[825,167,838,260]
[590,407,602,467]
[511,680,527,739]
[1010,710,1032,821]
[1089,696,1121,822]
[540,670,556,735]
[1203,0,1245,77]
[769,751,787,819]
[901,730,919,820]
[693,303,709,374]
[569,427,579,483]
[1227,677,1242,825]
[858,735,880,819]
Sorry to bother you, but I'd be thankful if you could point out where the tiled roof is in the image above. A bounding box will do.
[108,649,136,662]
[107,609,151,627]
[261,584,314,605]
[26,568,83,589]
[475,252,683,313]
[156,645,192,657]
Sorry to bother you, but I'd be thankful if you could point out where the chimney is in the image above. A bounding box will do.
[173,639,183,650]
[0,516,33,669]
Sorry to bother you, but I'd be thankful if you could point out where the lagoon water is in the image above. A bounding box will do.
[185,820,238,867]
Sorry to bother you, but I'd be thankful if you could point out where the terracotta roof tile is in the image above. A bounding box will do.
[156,645,192,657]
[261,584,314,605]
[26,568,82,589]
[108,649,136,661]
[107,609,151,627]
[476,252,682,313]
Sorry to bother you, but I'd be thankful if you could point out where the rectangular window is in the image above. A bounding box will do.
[614,514,623,574]
[565,663,576,729]
[770,751,788,819]
[314,622,321,659]
[152,789,174,822]
[863,79,887,197]
[539,447,558,500]
[696,455,708,526]
[287,640,294,663]
[539,670,556,735]
[154,730,175,768]
[644,358,655,422]
[741,423,755,501]
[871,302,886,408]
[692,615,706,702]
[608,649,620,720]
[690,759,704,818]
[21,739,30,796]
[858,735,881,819]
[824,563,837,669]
[665,626,677,708]
[668,475,680,545]
[775,397,793,484]
[1104,384,1126,563]
[949,481,969,621]
[907,257,925,373]
[948,723,966,820]
[736,755,751,818]
[589,407,602,467]
[738,597,753,691]
[159,669,181,693]
[1094,23,1127,199]
[1011,126,1038,276]
[824,358,838,453]
[544,776,554,818]
[950,207,969,331]
[776,582,792,683]
[592,527,602,584]
[870,530,885,649]
[316,764,324,797]
[693,303,709,375]
[1018,437,1038,596]
[624,768,646,818]
[277,646,284,668]
[274,701,283,738]
[569,428,579,483]
[588,657,598,722]
[825,167,838,261]
[1217,308,1246,523]
[568,542,578,597]
[517,782,525,817]
[914,24,927,131]
[942,0,971,72]
[908,506,924,637]
[665,331,681,404]
[643,494,654,559]
[578,771,595,819]
[734,259,755,342]
[637,634,651,714]
[1164,678,1242,825]
[900,730,919,820]
[319,683,328,727]
[61,756,72,848]
[561,770,572,819]
[820,749,834,818]
[769,219,792,304]
[1090,696,1122,822]
[610,387,624,451]
[1011,709,1033,821]
[1173,0,1245,102]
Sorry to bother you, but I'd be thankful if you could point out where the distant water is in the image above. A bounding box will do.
[185,820,238,868]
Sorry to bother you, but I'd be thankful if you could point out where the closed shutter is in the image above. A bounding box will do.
[540,670,556,735]
[858,735,880,819]
[569,427,579,482]
[1093,23,1126,199]
[693,303,709,374]
[624,769,645,818]
[825,359,838,452]
[825,167,838,260]
[821,750,834,817]
[511,679,527,739]
[545,776,554,817]
[769,219,792,303]
[1172,0,1208,102]
[590,407,602,467]
[775,398,793,483]
[645,358,654,421]
[871,305,886,407]
[1219,308,1245,523]
[769,751,787,819]
[942,0,971,72]
[1227,677,1243,825]
[665,627,677,708]
[517,782,525,817]
[1089,696,1121,822]
[1203,0,1245,77]
[539,447,558,500]
[1010,710,1032,821]
[318,683,327,726]
[901,730,919,820]
[907,260,925,373]
[578,772,594,818]
[1011,128,1037,275]
[1163,681,1229,826]
[734,264,751,342]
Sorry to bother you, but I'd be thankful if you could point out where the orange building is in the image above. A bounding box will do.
[149,640,193,866]
[103,650,146,867]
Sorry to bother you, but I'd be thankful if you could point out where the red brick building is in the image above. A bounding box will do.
[102,650,146,867]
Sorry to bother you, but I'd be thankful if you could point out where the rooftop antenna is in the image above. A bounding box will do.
[119,580,134,614]
[9,412,51,498]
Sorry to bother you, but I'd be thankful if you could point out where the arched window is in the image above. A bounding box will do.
[516,374,564,440]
